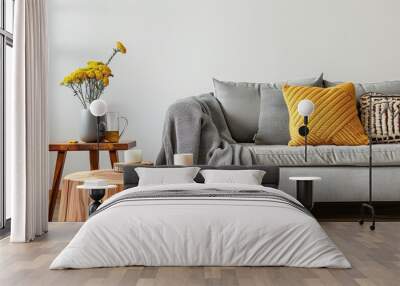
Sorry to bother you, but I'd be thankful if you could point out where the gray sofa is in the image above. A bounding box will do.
[157,75,400,202]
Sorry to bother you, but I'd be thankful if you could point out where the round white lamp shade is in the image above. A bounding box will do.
[297,99,315,116]
[89,99,107,117]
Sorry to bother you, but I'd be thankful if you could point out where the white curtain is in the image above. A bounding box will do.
[9,0,49,242]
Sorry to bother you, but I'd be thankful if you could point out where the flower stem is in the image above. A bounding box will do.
[106,48,118,65]
[71,84,87,109]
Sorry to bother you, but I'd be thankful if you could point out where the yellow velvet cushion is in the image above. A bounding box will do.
[282,82,369,146]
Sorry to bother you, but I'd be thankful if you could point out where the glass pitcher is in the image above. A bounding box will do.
[104,112,128,143]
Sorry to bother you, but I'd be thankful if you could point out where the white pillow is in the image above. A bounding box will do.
[200,169,266,185]
[136,167,201,186]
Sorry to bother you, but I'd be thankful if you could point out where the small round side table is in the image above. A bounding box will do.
[289,176,321,211]
[58,170,124,222]
[77,184,117,215]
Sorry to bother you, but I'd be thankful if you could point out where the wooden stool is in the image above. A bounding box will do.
[58,170,124,222]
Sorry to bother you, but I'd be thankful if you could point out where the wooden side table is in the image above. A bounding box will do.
[58,170,123,222]
[48,140,136,221]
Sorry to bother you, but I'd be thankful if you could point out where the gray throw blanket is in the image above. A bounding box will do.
[156,93,256,165]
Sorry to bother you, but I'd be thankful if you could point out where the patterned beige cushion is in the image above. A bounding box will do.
[360,94,400,144]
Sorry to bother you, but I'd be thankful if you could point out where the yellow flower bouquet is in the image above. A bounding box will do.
[61,41,127,108]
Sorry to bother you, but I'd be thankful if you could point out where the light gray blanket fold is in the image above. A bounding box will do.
[156,93,256,165]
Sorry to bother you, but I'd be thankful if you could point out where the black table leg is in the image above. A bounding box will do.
[88,188,105,215]
[296,180,314,211]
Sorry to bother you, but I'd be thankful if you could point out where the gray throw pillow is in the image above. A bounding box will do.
[254,74,324,145]
[324,80,400,99]
[213,74,323,143]
[213,79,261,142]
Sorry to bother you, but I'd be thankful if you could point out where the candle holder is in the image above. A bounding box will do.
[357,92,400,231]
[173,153,194,166]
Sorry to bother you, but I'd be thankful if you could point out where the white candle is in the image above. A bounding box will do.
[173,153,193,166]
[124,149,143,163]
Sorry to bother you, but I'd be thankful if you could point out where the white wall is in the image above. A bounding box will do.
[48,0,400,175]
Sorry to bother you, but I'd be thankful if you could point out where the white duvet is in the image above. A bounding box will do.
[50,183,350,269]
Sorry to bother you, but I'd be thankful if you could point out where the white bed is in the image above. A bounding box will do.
[50,183,350,269]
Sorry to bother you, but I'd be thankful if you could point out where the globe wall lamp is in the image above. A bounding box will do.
[297,99,315,162]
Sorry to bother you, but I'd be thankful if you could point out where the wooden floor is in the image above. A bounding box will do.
[0,222,399,286]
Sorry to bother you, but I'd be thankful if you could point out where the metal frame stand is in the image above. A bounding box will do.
[359,103,375,230]
[359,202,375,230]
[358,93,388,231]
[87,116,104,216]
[298,116,309,162]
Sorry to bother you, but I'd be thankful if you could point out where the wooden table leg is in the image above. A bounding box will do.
[109,150,119,168]
[49,151,67,221]
[89,150,99,170]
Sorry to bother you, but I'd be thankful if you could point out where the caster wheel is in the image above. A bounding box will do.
[370,225,375,231]
[359,220,364,225]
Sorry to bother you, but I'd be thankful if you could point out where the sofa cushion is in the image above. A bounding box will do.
[213,79,260,142]
[242,143,400,166]
[324,80,400,99]
[282,83,369,146]
[255,74,324,145]
[359,94,400,144]
[213,74,324,143]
